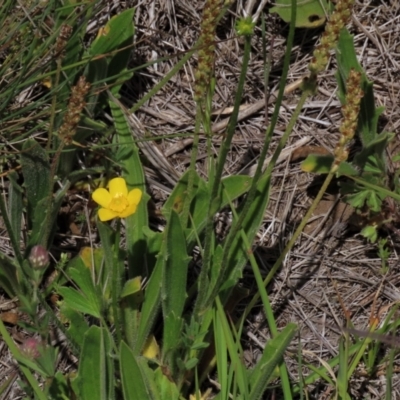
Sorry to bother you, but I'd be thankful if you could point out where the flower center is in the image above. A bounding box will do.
[109,193,129,213]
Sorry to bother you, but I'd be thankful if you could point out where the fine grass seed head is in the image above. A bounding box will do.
[309,0,355,75]
[333,69,363,168]
[58,76,91,145]
[194,0,225,103]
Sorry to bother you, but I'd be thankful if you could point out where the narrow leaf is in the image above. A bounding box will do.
[135,248,163,355]
[120,341,154,400]
[89,8,135,56]
[109,94,149,279]
[162,210,190,319]
[77,326,109,400]
[249,323,297,400]
[7,171,23,248]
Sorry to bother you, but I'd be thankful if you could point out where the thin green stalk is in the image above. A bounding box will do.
[39,140,65,248]
[386,348,395,400]
[200,193,293,398]
[343,173,400,203]
[194,33,252,315]
[292,339,370,394]
[261,15,272,127]
[211,35,252,209]
[46,58,63,152]
[202,0,298,311]
[346,331,373,380]
[206,87,311,314]
[186,91,213,307]
[112,219,122,345]
[236,215,293,399]
[0,318,47,400]
[181,109,202,226]
[337,337,349,399]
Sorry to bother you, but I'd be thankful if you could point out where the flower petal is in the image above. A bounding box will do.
[98,208,118,221]
[127,188,142,206]
[92,188,111,208]
[109,177,127,197]
[119,202,138,218]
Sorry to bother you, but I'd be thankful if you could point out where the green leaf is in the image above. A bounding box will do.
[120,341,155,400]
[215,171,272,301]
[87,8,135,111]
[184,358,199,370]
[59,302,89,351]
[89,8,135,56]
[58,266,102,318]
[58,287,101,319]
[163,170,202,219]
[336,161,359,177]
[96,220,116,289]
[135,249,163,355]
[342,188,369,209]
[354,131,394,173]
[162,210,190,319]
[0,176,22,264]
[48,371,76,399]
[76,326,112,400]
[221,175,252,204]
[270,0,330,28]
[85,57,109,114]
[109,94,149,279]
[154,367,180,400]
[301,154,334,173]
[361,225,378,243]
[0,252,20,298]
[162,312,183,358]
[214,300,249,398]
[366,191,383,212]
[165,171,253,251]
[160,210,190,360]
[7,171,23,248]
[143,228,164,277]
[31,180,70,248]
[34,344,58,378]
[20,138,51,221]
[249,323,297,400]
[210,245,223,288]
[15,353,49,377]
[121,277,143,299]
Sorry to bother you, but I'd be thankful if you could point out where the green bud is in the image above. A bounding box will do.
[235,17,255,36]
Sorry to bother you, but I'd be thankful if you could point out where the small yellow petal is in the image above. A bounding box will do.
[127,188,142,206]
[92,188,111,208]
[119,203,137,218]
[98,208,118,221]
[109,177,127,197]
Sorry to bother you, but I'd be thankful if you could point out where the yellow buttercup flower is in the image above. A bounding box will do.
[92,177,142,221]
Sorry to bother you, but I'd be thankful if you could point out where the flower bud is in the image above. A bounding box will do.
[28,245,49,270]
[21,337,41,359]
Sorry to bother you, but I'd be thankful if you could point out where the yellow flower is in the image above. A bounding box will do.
[92,177,142,221]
